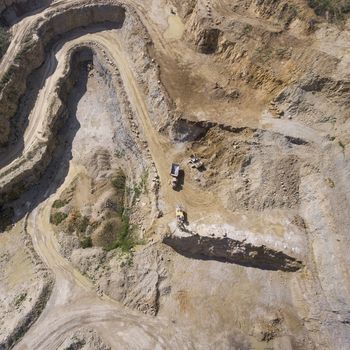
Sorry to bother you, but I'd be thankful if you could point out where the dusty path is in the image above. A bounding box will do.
[1,5,202,348]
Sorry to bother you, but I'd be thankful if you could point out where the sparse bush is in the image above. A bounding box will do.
[80,236,93,249]
[52,199,66,209]
[243,24,253,34]
[14,292,27,308]
[114,149,125,158]
[105,214,136,252]
[50,212,68,225]
[325,177,335,188]
[129,170,149,204]
[76,216,89,233]
[67,211,90,234]
[111,170,126,190]
[308,0,350,20]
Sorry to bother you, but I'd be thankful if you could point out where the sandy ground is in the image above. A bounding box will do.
[0,0,349,349]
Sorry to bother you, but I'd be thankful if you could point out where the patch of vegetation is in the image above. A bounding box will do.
[111,169,127,215]
[112,170,126,190]
[128,169,149,204]
[308,0,350,21]
[52,199,66,209]
[50,212,68,225]
[14,292,27,308]
[0,26,9,60]
[243,24,253,34]
[140,169,149,194]
[114,149,126,158]
[80,236,93,249]
[67,211,90,234]
[97,170,145,252]
[106,213,136,252]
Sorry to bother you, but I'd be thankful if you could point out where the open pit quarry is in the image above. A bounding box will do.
[0,0,349,349]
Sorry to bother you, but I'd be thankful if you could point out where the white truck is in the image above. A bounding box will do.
[170,163,180,189]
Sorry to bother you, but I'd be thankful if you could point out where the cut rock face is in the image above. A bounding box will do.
[164,220,304,272]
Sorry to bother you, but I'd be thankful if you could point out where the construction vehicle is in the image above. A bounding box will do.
[170,163,180,189]
[176,205,185,225]
[189,155,204,170]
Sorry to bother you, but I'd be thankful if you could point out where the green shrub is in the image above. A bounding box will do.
[80,236,93,249]
[243,24,253,34]
[105,214,136,252]
[111,171,126,190]
[52,199,66,209]
[14,293,27,308]
[50,212,68,225]
[67,212,90,234]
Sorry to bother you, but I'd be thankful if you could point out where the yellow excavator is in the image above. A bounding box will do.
[176,205,185,225]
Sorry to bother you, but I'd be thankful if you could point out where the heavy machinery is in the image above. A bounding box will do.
[170,163,180,189]
[189,155,204,170]
[176,205,185,225]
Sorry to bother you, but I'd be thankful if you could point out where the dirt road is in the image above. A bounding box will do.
[3,6,217,347]
[14,161,196,350]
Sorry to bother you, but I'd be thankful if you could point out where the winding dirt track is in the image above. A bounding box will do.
[3,1,350,348]
[16,164,194,350]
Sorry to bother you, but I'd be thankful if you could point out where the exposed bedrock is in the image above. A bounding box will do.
[164,230,303,272]
[0,0,53,25]
[0,0,126,146]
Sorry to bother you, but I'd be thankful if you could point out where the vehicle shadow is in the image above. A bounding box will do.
[174,169,185,192]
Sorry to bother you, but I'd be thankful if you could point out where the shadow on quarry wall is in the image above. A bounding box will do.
[164,234,303,272]
[0,47,93,224]
[0,0,53,26]
[0,22,121,169]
